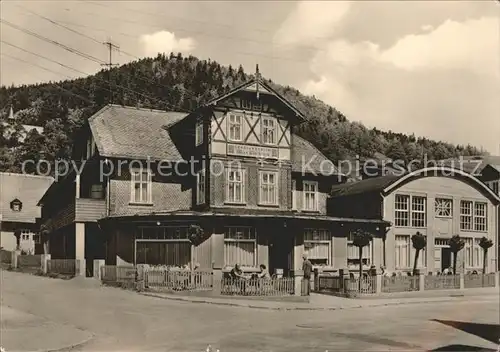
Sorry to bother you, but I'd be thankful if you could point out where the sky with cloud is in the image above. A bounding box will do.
[1,1,498,153]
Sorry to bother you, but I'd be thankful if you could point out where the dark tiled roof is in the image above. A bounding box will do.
[489,164,500,173]
[89,105,189,160]
[0,172,54,223]
[439,156,500,175]
[330,174,403,197]
[89,105,339,176]
[291,135,340,176]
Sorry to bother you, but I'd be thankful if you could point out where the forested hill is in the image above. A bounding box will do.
[0,52,485,173]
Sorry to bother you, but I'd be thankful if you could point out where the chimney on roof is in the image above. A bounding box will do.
[255,64,260,100]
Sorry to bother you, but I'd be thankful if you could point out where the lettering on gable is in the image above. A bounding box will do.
[227,144,278,159]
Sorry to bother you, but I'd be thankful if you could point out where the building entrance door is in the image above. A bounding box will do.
[441,247,452,272]
[269,234,294,277]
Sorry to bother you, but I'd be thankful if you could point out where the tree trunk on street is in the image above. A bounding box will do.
[452,252,458,275]
[413,249,420,276]
[358,246,363,292]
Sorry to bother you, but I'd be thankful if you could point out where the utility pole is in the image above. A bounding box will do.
[101,40,119,104]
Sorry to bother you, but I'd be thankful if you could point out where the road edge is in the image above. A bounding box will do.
[139,292,477,311]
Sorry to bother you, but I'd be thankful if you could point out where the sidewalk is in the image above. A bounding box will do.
[1,305,93,352]
[141,286,499,311]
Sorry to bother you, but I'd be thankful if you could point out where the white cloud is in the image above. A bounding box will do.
[302,16,499,152]
[380,17,499,76]
[139,31,196,57]
[273,1,351,46]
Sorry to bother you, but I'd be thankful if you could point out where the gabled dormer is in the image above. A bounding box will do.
[204,65,305,163]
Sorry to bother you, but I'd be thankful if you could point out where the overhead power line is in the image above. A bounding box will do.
[1,45,183,112]
[10,9,310,65]
[0,19,106,64]
[5,10,201,102]
[13,3,103,45]
[1,53,94,104]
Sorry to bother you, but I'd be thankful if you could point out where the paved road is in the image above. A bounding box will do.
[1,270,499,352]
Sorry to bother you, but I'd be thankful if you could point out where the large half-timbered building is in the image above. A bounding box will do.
[38,72,389,277]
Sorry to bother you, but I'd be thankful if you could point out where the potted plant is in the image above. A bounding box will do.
[449,235,465,275]
[188,225,205,246]
[411,232,427,276]
[352,229,373,292]
[478,237,493,275]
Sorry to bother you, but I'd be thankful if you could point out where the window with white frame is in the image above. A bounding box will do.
[131,168,152,204]
[226,168,245,203]
[474,238,483,268]
[241,99,251,110]
[394,194,427,228]
[411,196,426,227]
[261,116,276,145]
[135,227,191,266]
[303,181,318,211]
[460,200,488,232]
[486,180,499,196]
[473,202,487,232]
[224,227,256,267]
[460,200,473,230]
[395,235,410,269]
[347,232,372,266]
[228,113,242,141]
[435,198,453,218]
[196,169,205,205]
[418,245,427,268]
[394,195,410,227]
[464,237,473,267]
[259,171,278,205]
[291,180,297,210]
[492,181,499,196]
[463,237,484,268]
[304,229,331,265]
[195,121,203,146]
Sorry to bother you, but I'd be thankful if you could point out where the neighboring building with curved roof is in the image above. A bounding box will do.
[329,167,500,273]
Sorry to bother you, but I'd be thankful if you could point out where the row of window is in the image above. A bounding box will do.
[485,180,499,196]
[130,167,320,211]
[392,235,489,269]
[394,195,488,232]
[195,113,279,146]
[134,226,376,268]
[196,169,320,210]
[463,237,484,268]
[135,227,492,269]
[395,235,427,269]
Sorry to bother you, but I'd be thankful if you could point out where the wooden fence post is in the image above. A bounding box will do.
[11,250,20,269]
[376,274,382,294]
[212,269,222,295]
[459,273,465,289]
[41,254,51,274]
[419,273,425,291]
[293,270,304,296]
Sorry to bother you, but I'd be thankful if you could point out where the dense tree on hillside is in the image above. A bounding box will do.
[0,53,486,174]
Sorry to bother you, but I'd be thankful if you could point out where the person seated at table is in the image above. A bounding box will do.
[257,264,270,279]
[230,263,247,294]
[230,263,246,280]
